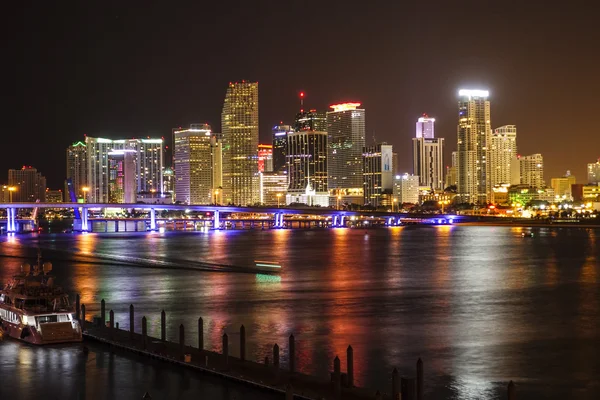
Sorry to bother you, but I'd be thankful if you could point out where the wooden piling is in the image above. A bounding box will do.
[109,310,114,329]
[179,324,185,360]
[392,368,399,400]
[273,343,280,368]
[508,380,516,400]
[289,334,295,373]
[160,310,166,341]
[100,299,106,325]
[142,316,147,350]
[81,304,86,326]
[129,304,134,340]
[198,317,204,350]
[264,356,269,367]
[333,356,341,399]
[240,325,246,361]
[401,377,416,400]
[75,294,80,320]
[417,358,424,400]
[286,383,293,400]
[223,333,229,367]
[347,345,354,387]
[374,390,381,400]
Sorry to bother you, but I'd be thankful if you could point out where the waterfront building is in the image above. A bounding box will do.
[286,128,328,206]
[327,102,366,205]
[416,114,435,139]
[457,89,491,204]
[272,124,292,173]
[550,172,577,200]
[107,149,137,203]
[588,159,600,184]
[490,125,518,186]
[413,136,444,190]
[518,154,545,189]
[163,167,174,197]
[8,166,46,202]
[294,109,327,132]
[445,151,458,188]
[259,172,289,206]
[45,189,63,203]
[66,141,88,201]
[508,185,555,205]
[258,144,273,173]
[221,81,260,206]
[582,185,600,202]
[393,173,420,204]
[85,137,164,203]
[363,143,394,207]
[173,124,221,205]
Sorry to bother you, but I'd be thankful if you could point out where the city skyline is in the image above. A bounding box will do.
[4,2,599,187]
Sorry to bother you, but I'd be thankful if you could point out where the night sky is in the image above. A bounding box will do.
[4,1,599,188]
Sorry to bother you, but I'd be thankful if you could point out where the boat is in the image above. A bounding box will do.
[253,260,282,273]
[0,253,82,344]
[521,232,535,238]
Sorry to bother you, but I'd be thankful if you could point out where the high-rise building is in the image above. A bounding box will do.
[163,167,174,196]
[294,110,327,132]
[588,159,600,184]
[221,81,259,206]
[107,149,137,203]
[259,172,289,206]
[272,124,292,173]
[490,125,518,187]
[257,144,273,173]
[327,103,366,205]
[518,154,545,189]
[413,139,444,191]
[457,89,491,204]
[85,137,164,203]
[286,130,328,194]
[551,172,577,200]
[445,151,458,188]
[416,114,435,139]
[173,124,221,205]
[45,189,63,203]
[363,143,393,207]
[8,166,47,202]
[393,173,420,204]
[66,141,88,201]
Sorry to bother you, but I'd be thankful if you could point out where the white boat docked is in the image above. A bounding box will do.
[0,254,82,344]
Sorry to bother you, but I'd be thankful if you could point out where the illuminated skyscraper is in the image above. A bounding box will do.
[107,149,136,203]
[416,114,435,139]
[518,154,545,189]
[66,141,88,201]
[363,143,393,206]
[173,124,222,205]
[490,125,517,187]
[294,110,327,132]
[551,172,576,200]
[272,124,292,173]
[588,159,600,184]
[8,166,46,202]
[221,81,259,205]
[445,151,458,188]
[412,115,444,190]
[326,103,366,204]
[393,173,420,204]
[257,144,273,173]
[457,89,491,204]
[287,130,328,193]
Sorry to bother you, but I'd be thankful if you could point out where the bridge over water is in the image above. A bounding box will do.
[0,202,468,233]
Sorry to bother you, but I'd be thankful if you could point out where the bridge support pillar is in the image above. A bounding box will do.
[81,207,89,232]
[149,208,157,231]
[213,210,220,229]
[278,213,284,228]
[340,215,345,227]
[6,207,16,233]
[333,215,338,228]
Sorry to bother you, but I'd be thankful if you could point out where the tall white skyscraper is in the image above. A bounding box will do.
[412,115,444,190]
[490,125,518,186]
[519,154,545,189]
[393,173,420,204]
[221,81,259,206]
[66,141,88,201]
[588,159,600,184]
[415,114,435,139]
[457,89,491,204]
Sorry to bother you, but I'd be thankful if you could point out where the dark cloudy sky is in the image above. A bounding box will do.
[4,0,599,187]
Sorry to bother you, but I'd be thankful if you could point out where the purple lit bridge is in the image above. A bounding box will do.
[0,202,469,233]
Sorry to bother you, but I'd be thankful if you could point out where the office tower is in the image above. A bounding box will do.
[416,114,435,139]
[588,159,600,184]
[445,151,458,188]
[86,136,164,203]
[393,173,420,204]
[392,152,398,175]
[259,172,289,206]
[457,89,491,204]
[211,132,223,195]
[272,124,292,173]
[221,81,259,206]
[294,110,327,132]
[327,103,366,204]
[286,129,329,206]
[107,150,137,203]
[8,166,47,202]
[173,124,219,205]
[66,141,88,201]
[490,125,518,187]
[363,143,394,207]
[519,154,545,189]
[257,144,273,173]
[551,171,577,200]
[45,189,63,203]
[413,131,444,191]
[163,167,174,196]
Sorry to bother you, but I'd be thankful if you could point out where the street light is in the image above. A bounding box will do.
[81,187,89,203]
[392,198,397,213]
[438,199,450,214]
[276,193,282,208]
[8,186,16,203]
